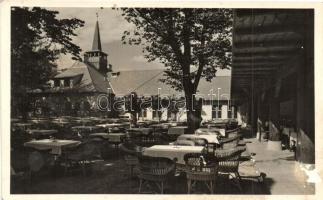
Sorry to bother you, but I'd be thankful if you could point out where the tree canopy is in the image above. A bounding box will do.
[120,8,232,93]
[11,7,84,92]
[11,7,84,117]
[120,8,232,130]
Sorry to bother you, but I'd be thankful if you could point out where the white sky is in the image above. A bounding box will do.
[50,7,231,76]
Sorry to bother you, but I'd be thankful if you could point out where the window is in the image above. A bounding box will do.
[167,109,171,120]
[60,79,64,87]
[152,110,158,118]
[217,106,222,118]
[232,106,237,118]
[139,109,147,118]
[212,105,222,119]
[54,80,60,87]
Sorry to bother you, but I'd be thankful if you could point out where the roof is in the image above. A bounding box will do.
[108,70,231,100]
[47,61,111,94]
[231,9,313,101]
[92,21,102,51]
[54,67,84,78]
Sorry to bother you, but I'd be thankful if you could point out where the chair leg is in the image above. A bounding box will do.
[234,172,243,192]
[64,161,69,176]
[187,179,191,194]
[161,181,164,194]
[81,161,86,176]
[130,165,134,177]
[235,172,242,181]
[210,181,214,194]
[138,179,142,193]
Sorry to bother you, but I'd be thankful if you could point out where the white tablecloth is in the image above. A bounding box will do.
[24,139,81,155]
[143,145,204,164]
[96,123,124,128]
[27,129,58,136]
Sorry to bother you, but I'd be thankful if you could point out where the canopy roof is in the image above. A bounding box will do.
[231,9,313,101]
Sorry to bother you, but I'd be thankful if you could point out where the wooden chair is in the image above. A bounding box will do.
[138,156,176,194]
[184,153,219,194]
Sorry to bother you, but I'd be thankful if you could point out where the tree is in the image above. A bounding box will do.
[120,8,232,132]
[11,7,84,119]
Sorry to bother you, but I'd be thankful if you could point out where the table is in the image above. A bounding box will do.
[12,123,33,131]
[27,129,58,136]
[74,119,92,124]
[177,134,220,144]
[128,128,153,135]
[143,145,204,164]
[150,123,177,129]
[72,125,101,132]
[168,126,188,135]
[90,133,126,143]
[196,128,225,137]
[96,123,125,128]
[24,139,81,155]
[51,120,69,126]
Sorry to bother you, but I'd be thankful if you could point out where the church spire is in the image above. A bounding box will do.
[92,13,102,51]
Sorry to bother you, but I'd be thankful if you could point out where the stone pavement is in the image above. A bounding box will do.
[245,138,315,194]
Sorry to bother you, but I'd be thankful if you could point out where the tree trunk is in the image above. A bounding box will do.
[185,93,202,134]
[130,112,138,127]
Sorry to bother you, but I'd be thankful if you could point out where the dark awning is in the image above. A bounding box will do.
[231,9,313,103]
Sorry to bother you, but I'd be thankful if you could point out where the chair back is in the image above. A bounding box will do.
[138,156,175,176]
[119,142,144,156]
[184,153,219,173]
[174,140,195,146]
[214,147,246,172]
[220,135,241,149]
[192,138,208,146]
[28,151,45,172]
[225,128,240,138]
[78,138,103,159]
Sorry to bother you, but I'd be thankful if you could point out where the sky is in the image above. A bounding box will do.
[50,7,231,76]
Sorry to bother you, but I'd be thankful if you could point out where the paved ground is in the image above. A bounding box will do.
[245,138,315,194]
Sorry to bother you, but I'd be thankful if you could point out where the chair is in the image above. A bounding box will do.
[184,153,219,194]
[119,142,145,177]
[213,146,246,192]
[26,149,53,184]
[62,138,102,176]
[138,156,176,194]
[225,128,240,138]
[219,134,241,149]
[173,140,195,146]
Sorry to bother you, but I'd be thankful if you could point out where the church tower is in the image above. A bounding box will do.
[84,18,112,74]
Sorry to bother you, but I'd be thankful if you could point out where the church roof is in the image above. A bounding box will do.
[91,21,102,51]
[108,69,231,100]
[47,62,111,94]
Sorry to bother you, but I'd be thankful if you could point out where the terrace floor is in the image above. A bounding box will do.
[11,138,315,194]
